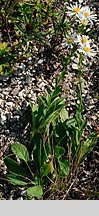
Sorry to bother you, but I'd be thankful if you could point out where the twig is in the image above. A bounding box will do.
[62,177,76,200]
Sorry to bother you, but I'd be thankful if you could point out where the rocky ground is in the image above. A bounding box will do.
[0,0,99,199]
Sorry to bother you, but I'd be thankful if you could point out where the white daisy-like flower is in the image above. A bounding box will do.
[76,15,88,26]
[80,6,97,24]
[66,33,77,47]
[66,2,82,16]
[75,35,91,46]
[78,43,96,57]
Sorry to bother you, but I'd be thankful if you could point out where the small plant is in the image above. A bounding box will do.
[0,42,11,74]
[4,77,98,199]
[3,1,98,199]
[4,143,43,199]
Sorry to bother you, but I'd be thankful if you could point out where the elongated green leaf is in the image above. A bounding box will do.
[79,132,97,162]
[56,70,66,85]
[11,143,29,162]
[30,102,38,134]
[33,134,42,171]
[60,108,68,122]
[50,85,62,102]
[76,130,80,146]
[80,120,86,131]
[4,157,27,176]
[30,102,37,113]
[47,97,65,115]
[55,122,67,146]
[36,103,44,127]
[6,173,31,186]
[68,118,76,125]
[38,95,47,107]
[26,186,43,199]
[59,159,69,176]
[43,103,65,126]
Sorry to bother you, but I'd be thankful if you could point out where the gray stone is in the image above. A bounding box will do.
[38,59,43,64]
[72,63,78,70]
[1,113,6,123]
[11,88,19,96]
[13,115,20,120]
[6,102,14,107]
[18,91,24,97]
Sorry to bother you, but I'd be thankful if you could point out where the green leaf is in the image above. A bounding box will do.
[11,143,29,163]
[30,102,38,133]
[66,118,75,127]
[30,102,37,113]
[56,70,66,85]
[6,173,31,186]
[76,130,80,146]
[47,97,65,114]
[54,146,65,159]
[0,65,3,74]
[59,159,69,176]
[43,97,65,126]
[60,108,68,122]
[50,85,62,101]
[4,157,27,176]
[33,134,42,171]
[36,103,44,127]
[38,95,47,107]
[26,186,43,199]
[42,160,54,177]
[43,108,63,126]
[79,132,97,162]
[55,122,67,146]
[0,42,8,50]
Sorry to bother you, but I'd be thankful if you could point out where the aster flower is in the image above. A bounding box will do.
[66,33,77,48]
[75,35,91,46]
[78,43,96,57]
[76,15,88,26]
[79,6,97,24]
[66,2,82,16]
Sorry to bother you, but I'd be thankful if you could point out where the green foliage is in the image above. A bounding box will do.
[4,143,35,188]
[4,156,27,176]
[30,85,65,180]
[54,146,65,160]
[11,143,29,163]
[59,108,68,122]
[26,186,43,199]
[6,173,32,186]
[78,132,98,163]
[0,42,12,74]
[59,159,69,176]
[4,81,98,198]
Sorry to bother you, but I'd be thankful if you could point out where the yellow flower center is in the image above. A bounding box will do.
[81,19,87,26]
[84,11,90,17]
[82,37,88,44]
[67,37,73,43]
[73,7,81,13]
[84,46,90,53]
